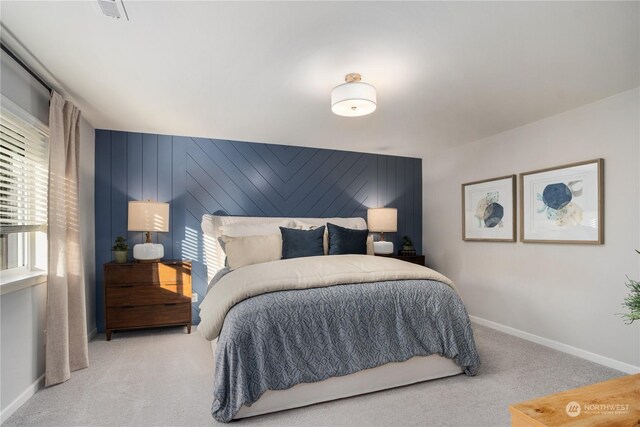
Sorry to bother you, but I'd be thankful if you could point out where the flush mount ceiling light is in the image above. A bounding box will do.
[331,73,377,117]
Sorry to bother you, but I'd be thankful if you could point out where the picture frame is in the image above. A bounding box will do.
[462,175,516,242]
[520,158,603,244]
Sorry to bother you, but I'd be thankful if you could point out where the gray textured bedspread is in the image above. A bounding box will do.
[210,274,480,422]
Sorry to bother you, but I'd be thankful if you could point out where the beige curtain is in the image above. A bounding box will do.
[45,91,89,386]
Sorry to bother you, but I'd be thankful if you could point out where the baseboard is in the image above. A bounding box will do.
[0,374,44,424]
[88,327,97,341]
[469,315,640,374]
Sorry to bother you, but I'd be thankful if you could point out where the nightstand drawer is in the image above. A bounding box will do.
[106,303,191,329]
[105,283,192,307]
[105,262,191,286]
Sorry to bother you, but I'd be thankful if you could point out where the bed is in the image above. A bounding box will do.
[199,215,480,422]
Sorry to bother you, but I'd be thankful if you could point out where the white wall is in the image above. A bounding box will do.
[423,88,640,371]
[80,118,96,336]
[0,282,46,422]
[0,51,49,125]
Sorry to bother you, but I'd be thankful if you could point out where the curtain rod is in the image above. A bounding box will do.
[1,43,52,94]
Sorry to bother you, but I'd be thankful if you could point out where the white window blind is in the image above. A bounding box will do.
[0,96,49,234]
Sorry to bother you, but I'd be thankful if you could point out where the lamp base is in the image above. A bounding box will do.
[133,243,164,261]
[373,241,394,255]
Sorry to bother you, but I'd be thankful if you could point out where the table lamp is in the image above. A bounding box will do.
[367,207,397,254]
[128,201,170,261]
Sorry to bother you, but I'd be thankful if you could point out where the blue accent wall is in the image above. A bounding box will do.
[95,130,422,331]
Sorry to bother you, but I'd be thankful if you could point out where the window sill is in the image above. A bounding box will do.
[0,269,47,296]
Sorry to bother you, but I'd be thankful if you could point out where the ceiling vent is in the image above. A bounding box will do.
[97,0,129,21]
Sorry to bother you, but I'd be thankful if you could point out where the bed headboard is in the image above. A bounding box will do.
[201,215,367,282]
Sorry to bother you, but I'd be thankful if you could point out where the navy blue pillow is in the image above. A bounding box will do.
[327,223,368,255]
[280,226,325,259]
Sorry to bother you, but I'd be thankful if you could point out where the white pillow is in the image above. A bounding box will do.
[293,220,374,255]
[219,234,282,270]
[220,219,293,237]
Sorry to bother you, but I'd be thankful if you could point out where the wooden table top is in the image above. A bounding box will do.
[509,373,640,426]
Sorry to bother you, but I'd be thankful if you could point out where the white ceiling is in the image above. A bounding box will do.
[1,1,638,158]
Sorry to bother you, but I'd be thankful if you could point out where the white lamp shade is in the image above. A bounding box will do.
[128,201,170,232]
[331,81,377,117]
[367,208,397,232]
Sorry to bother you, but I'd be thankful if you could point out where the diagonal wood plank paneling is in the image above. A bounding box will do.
[95,130,422,330]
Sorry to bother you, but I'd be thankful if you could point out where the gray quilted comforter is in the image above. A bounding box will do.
[209,270,480,422]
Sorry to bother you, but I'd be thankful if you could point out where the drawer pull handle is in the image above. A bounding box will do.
[164,303,178,306]
[121,305,135,309]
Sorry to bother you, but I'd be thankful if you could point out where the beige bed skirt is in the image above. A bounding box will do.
[210,339,463,419]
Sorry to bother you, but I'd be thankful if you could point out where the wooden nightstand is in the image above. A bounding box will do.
[104,260,192,341]
[376,254,426,266]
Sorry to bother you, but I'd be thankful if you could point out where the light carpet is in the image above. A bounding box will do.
[4,324,622,426]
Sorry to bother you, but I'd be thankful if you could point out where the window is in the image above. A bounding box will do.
[0,95,48,285]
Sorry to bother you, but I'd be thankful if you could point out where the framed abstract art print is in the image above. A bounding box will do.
[462,175,516,242]
[520,159,603,244]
